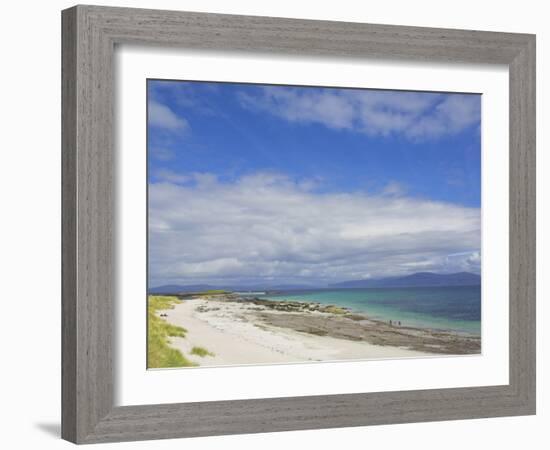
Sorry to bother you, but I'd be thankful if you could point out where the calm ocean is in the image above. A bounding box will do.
[259,285,481,335]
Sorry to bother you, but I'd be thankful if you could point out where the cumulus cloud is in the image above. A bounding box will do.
[148,173,481,286]
[381,181,407,197]
[238,87,480,140]
[148,100,189,131]
[150,80,221,116]
[399,250,481,273]
[151,169,191,184]
[150,147,176,161]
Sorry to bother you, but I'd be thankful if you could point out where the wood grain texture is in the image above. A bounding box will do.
[61,4,536,444]
[508,36,536,408]
[62,5,114,442]
[61,7,77,443]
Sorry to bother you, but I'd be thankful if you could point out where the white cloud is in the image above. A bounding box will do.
[399,250,481,273]
[239,87,354,130]
[152,169,190,184]
[238,87,480,140]
[149,173,481,286]
[406,95,481,139]
[381,181,406,197]
[148,101,189,131]
[150,147,176,161]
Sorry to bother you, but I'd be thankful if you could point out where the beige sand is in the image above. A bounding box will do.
[163,299,432,367]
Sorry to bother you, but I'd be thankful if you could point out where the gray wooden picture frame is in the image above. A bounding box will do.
[61,4,536,444]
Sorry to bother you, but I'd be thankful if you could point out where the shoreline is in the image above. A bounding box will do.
[153,294,481,368]
[255,293,480,337]
[233,295,481,338]
[176,290,481,337]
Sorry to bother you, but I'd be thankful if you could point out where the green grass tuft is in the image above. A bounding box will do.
[147,296,196,368]
[191,346,215,357]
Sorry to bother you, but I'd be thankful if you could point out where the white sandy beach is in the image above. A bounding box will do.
[162,298,432,367]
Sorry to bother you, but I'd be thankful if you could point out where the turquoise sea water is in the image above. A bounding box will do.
[259,286,481,335]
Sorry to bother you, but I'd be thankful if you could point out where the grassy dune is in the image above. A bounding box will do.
[147,296,196,368]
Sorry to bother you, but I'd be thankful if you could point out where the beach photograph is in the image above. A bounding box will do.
[146,80,482,369]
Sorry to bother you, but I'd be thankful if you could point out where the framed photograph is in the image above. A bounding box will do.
[62,5,536,444]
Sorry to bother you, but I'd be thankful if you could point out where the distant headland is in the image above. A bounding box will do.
[149,271,481,294]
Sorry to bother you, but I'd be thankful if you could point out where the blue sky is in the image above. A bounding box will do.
[147,80,481,287]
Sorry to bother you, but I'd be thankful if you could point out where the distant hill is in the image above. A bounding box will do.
[235,284,314,292]
[149,272,480,294]
[148,284,216,294]
[329,272,481,289]
[148,283,314,294]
